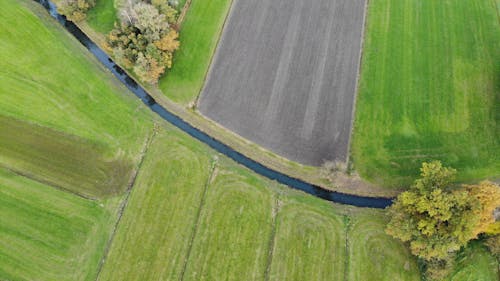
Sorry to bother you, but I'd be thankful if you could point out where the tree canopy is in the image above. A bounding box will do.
[106,0,180,84]
[386,161,500,280]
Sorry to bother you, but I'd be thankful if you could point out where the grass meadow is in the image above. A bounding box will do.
[352,0,500,187]
[158,0,233,104]
[0,0,152,198]
[448,241,499,281]
[0,167,121,281]
[96,126,427,281]
[97,128,214,281]
[268,195,346,281]
[1,0,498,280]
[86,0,117,33]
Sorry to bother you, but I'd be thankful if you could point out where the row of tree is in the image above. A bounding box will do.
[386,161,500,280]
[105,0,180,84]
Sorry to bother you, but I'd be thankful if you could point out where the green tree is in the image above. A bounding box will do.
[386,161,481,280]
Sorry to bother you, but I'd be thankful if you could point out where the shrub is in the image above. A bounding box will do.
[57,0,96,22]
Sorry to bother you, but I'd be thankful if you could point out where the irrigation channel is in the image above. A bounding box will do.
[34,0,392,208]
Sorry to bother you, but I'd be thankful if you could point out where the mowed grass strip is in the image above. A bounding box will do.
[447,241,498,281]
[0,0,151,156]
[183,159,275,281]
[268,195,346,281]
[352,0,500,186]
[98,127,213,281]
[0,115,132,198]
[158,0,232,104]
[0,168,120,281]
[347,209,420,281]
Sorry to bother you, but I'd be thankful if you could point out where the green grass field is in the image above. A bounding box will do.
[269,195,346,281]
[0,115,132,198]
[158,0,233,104]
[86,0,117,33]
[98,128,214,281]
[183,159,275,281]
[352,0,500,187]
[95,125,424,281]
[1,1,497,280]
[347,209,420,281]
[0,0,152,197]
[448,241,499,281]
[0,167,121,281]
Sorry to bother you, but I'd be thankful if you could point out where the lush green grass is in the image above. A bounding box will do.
[98,128,214,281]
[86,0,117,33]
[183,159,275,281]
[0,115,132,198]
[96,124,420,280]
[0,167,121,281]
[158,0,233,104]
[347,209,421,281]
[352,0,500,187]
[448,241,499,281]
[269,195,346,281]
[0,0,152,197]
[1,0,151,147]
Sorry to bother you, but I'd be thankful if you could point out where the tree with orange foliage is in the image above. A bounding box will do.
[154,30,180,52]
[465,181,500,236]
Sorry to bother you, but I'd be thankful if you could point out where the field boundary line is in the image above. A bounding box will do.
[179,157,218,281]
[346,0,371,165]
[0,163,96,201]
[176,0,192,27]
[193,0,235,107]
[94,124,158,281]
[343,215,351,281]
[264,193,281,281]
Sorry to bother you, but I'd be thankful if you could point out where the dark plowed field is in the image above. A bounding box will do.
[199,0,366,165]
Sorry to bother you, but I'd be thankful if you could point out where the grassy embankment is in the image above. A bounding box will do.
[0,0,152,198]
[352,0,500,187]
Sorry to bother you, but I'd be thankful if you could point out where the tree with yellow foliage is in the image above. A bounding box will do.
[385,161,500,280]
[464,181,500,236]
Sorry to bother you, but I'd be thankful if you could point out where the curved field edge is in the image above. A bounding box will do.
[347,209,420,281]
[351,0,500,187]
[72,0,397,198]
[183,159,275,281]
[0,0,153,198]
[97,128,214,281]
[269,195,346,281]
[0,167,122,281]
[94,125,423,281]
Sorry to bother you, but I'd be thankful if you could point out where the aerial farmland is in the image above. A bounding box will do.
[0,0,498,280]
[198,0,367,165]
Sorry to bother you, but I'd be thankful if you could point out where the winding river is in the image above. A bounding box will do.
[34,0,392,208]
